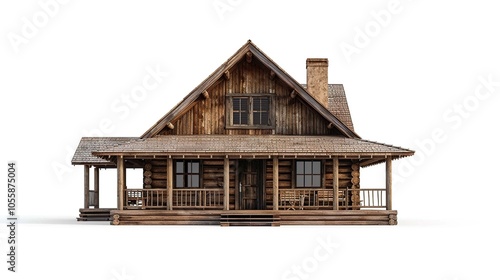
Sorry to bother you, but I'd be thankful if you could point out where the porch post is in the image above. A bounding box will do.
[332,157,339,210]
[273,156,279,210]
[117,156,125,210]
[84,165,90,209]
[167,158,173,210]
[224,157,230,210]
[386,157,392,210]
[94,167,100,208]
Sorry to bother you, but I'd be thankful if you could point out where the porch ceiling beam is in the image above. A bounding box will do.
[360,157,383,167]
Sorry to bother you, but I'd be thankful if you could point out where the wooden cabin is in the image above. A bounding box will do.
[72,40,414,226]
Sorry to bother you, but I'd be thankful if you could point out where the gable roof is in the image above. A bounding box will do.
[141,40,360,139]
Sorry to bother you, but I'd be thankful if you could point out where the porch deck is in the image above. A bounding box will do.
[110,209,397,226]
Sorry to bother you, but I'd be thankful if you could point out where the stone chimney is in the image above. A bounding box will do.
[306,58,329,108]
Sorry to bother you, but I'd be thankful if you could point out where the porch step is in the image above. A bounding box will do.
[77,208,115,221]
[220,214,280,227]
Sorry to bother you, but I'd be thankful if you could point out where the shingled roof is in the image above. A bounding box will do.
[92,135,413,166]
[71,137,138,166]
[302,84,354,131]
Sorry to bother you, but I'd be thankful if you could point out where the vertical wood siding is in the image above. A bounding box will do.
[159,59,341,136]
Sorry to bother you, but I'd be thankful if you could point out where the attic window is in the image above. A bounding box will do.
[227,95,272,128]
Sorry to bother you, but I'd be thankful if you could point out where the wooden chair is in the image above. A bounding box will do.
[316,190,346,208]
[280,190,304,210]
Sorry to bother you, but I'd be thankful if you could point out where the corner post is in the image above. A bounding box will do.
[94,167,100,208]
[84,165,90,209]
[273,157,279,210]
[386,157,392,210]
[224,157,230,210]
[333,157,339,210]
[117,156,125,210]
[167,158,173,210]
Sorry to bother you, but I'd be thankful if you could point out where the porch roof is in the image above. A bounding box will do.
[92,135,414,163]
[72,137,138,166]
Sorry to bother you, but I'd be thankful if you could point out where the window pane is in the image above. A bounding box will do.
[192,162,199,173]
[233,112,240,124]
[313,161,321,174]
[241,98,248,111]
[261,98,269,111]
[304,176,312,187]
[176,162,184,173]
[254,98,261,111]
[232,98,248,125]
[305,161,312,174]
[176,175,184,188]
[297,175,304,187]
[252,97,269,126]
[191,175,199,187]
[240,112,248,124]
[187,162,192,173]
[233,98,240,110]
[297,161,304,174]
[253,112,261,125]
[312,175,320,187]
[260,112,269,125]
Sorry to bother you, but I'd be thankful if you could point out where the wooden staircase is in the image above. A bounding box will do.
[77,208,115,221]
[220,213,280,226]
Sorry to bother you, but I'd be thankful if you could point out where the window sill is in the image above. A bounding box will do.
[226,125,274,130]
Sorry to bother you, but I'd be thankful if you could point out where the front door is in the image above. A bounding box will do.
[239,160,264,210]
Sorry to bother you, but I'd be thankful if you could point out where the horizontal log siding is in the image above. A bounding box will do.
[147,160,167,189]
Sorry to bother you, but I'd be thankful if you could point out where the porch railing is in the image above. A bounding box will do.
[172,188,224,209]
[125,189,168,209]
[346,188,386,209]
[124,188,224,209]
[279,188,387,210]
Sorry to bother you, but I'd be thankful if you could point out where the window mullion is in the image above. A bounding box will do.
[249,97,253,126]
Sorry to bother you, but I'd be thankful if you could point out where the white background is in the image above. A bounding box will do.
[1,0,500,279]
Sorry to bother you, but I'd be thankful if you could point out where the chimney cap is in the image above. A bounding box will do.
[306,58,328,68]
